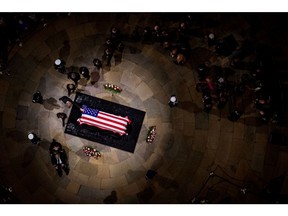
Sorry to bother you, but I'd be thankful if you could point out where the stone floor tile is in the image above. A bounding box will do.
[75,160,98,176]
[215,131,233,164]
[254,133,268,155]
[66,181,80,194]
[233,122,245,139]
[200,149,217,171]
[55,187,80,204]
[31,186,55,203]
[228,138,245,165]
[109,161,129,178]
[103,151,120,165]
[2,108,16,128]
[96,164,110,179]
[134,81,154,101]
[101,175,128,189]
[195,112,209,130]
[74,172,89,185]
[120,70,142,91]
[65,137,84,152]
[192,130,208,152]
[117,182,141,197]
[251,154,265,172]
[86,176,101,188]
[234,159,250,181]
[45,29,69,51]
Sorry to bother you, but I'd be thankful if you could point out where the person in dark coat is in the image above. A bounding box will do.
[56,112,67,127]
[228,110,242,122]
[104,47,113,66]
[27,132,41,145]
[49,139,69,177]
[67,71,81,86]
[145,169,157,180]
[59,96,73,108]
[93,58,102,70]
[32,91,43,104]
[54,58,66,74]
[66,83,76,97]
[168,95,178,107]
[79,66,90,80]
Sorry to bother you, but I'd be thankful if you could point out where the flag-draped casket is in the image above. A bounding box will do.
[77,105,131,136]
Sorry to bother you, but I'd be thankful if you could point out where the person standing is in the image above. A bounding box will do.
[79,66,90,80]
[93,58,102,70]
[32,91,43,104]
[56,112,67,127]
[104,47,113,66]
[59,96,73,108]
[49,139,69,177]
[27,132,41,145]
[168,95,178,107]
[67,71,81,86]
[145,169,157,180]
[54,58,66,74]
[66,83,76,96]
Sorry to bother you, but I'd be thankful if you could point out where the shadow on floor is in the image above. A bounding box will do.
[103,190,118,204]
[43,98,61,110]
[21,146,38,168]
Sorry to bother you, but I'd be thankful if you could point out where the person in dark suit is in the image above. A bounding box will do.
[79,66,90,80]
[66,83,76,96]
[49,139,69,177]
[54,58,66,74]
[59,96,73,108]
[56,112,67,127]
[93,58,102,70]
[67,71,81,86]
[32,91,43,104]
[168,95,179,107]
[27,132,41,145]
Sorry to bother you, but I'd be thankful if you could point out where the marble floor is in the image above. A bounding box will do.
[0,13,288,204]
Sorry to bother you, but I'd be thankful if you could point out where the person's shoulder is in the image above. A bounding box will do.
[59,96,69,100]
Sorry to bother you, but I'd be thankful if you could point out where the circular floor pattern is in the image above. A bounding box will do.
[1,13,288,204]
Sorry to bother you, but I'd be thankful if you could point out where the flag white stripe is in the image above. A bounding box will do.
[82,114,127,130]
[99,110,130,121]
[78,118,126,135]
[98,112,130,124]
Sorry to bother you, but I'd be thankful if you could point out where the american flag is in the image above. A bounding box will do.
[77,105,131,136]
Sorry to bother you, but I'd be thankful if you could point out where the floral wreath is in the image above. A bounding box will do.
[82,146,101,159]
[104,83,122,94]
[146,126,157,144]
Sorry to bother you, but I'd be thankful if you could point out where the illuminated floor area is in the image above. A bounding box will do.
[0,13,288,204]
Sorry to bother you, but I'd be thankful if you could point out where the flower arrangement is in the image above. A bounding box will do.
[146,126,157,144]
[82,146,101,159]
[104,83,122,94]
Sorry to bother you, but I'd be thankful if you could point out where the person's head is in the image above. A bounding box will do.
[55,153,60,160]
[209,33,215,40]
[170,95,177,103]
[28,132,35,140]
[54,59,61,65]
[53,145,59,151]
[51,139,61,150]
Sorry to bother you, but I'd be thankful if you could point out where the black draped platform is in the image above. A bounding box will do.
[64,92,146,153]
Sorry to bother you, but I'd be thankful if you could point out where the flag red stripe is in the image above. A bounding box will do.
[99,111,131,124]
[79,112,128,135]
[78,118,126,135]
[81,115,127,131]
[97,112,128,127]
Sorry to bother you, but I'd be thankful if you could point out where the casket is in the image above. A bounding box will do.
[77,105,131,136]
